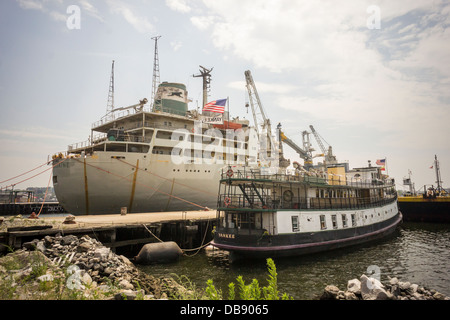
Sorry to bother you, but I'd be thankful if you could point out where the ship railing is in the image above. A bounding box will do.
[67,133,107,151]
[218,191,397,211]
[67,133,150,153]
[91,108,146,129]
[221,168,395,189]
[91,106,189,129]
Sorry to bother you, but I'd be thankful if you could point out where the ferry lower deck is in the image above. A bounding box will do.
[212,203,402,259]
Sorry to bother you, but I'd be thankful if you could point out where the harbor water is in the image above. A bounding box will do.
[138,222,450,299]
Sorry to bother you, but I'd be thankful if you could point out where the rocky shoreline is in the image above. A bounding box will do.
[0,233,190,300]
[321,274,449,300]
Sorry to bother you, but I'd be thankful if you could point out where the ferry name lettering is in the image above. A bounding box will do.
[218,232,235,239]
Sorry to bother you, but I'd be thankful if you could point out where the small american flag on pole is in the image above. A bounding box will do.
[376,158,386,171]
[203,99,227,113]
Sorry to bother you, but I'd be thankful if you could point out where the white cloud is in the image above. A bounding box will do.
[170,40,183,51]
[15,0,104,23]
[105,0,155,34]
[228,80,297,95]
[184,0,450,150]
[190,15,214,31]
[17,0,44,11]
[165,0,192,13]
[79,0,105,22]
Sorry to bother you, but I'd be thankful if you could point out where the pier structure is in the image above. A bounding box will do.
[0,210,216,256]
[0,202,66,216]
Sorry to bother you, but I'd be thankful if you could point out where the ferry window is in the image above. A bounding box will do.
[316,189,319,198]
[332,215,338,229]
[291,216,299,232]
[351,214,356,227]
[342,214,348,228]
[320,215,327,230]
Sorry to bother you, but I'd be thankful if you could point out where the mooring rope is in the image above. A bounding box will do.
[142,223,164,243]
[0,158,68,190]
[141,219,214,257]
[0,159,50,184]
[36,170,53,217]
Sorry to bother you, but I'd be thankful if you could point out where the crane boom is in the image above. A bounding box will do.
[244,70,277,165]
[309,125,336,164]
[309,125,326,154]
[244,70,271,136]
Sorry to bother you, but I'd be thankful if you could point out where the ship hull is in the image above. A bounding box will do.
[53,152,224,215]
[212,203,402,260]
[398,197,450,223]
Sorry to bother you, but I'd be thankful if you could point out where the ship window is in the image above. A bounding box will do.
[351,214,356,227]
[53,176,58,184]
[342,214,348,228]
[332,215,338,229]
[320,215,327,230]
[291,216,299,232]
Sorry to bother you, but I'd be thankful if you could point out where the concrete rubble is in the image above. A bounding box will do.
[0,233,189,300]
[320,274,450,300]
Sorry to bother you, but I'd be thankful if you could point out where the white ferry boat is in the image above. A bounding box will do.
[211,164,402,259]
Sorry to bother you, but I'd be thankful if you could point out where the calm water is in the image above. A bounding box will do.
[138,222,450,299]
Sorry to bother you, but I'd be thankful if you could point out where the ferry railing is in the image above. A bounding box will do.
[221,168,396,189]
[218,192,397,211]
[219,168,397,211]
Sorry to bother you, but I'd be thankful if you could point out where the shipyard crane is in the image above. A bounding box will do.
[244,70,278,165]
[309,125,337,164]
[277,123,314,168]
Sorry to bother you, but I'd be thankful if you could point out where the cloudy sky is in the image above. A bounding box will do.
[1,0,449,192]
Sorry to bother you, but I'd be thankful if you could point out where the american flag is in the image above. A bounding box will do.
[376,159,386,166]
[203,99,227,113]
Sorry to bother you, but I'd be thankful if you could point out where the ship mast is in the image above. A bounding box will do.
[434,155,443,193]
[151,35,161,110]
[102,60,115,121]
[193,66,213,108]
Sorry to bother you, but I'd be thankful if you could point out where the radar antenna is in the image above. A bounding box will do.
[193,65,213,108]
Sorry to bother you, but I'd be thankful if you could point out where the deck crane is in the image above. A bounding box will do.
[309,125,337,165]
[244,70,279,167]
[277,123,315,169]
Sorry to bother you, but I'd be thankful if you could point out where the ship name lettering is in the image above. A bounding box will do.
[218,233,235,239]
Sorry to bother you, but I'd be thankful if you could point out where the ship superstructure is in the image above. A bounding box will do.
[52,78,259,215]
